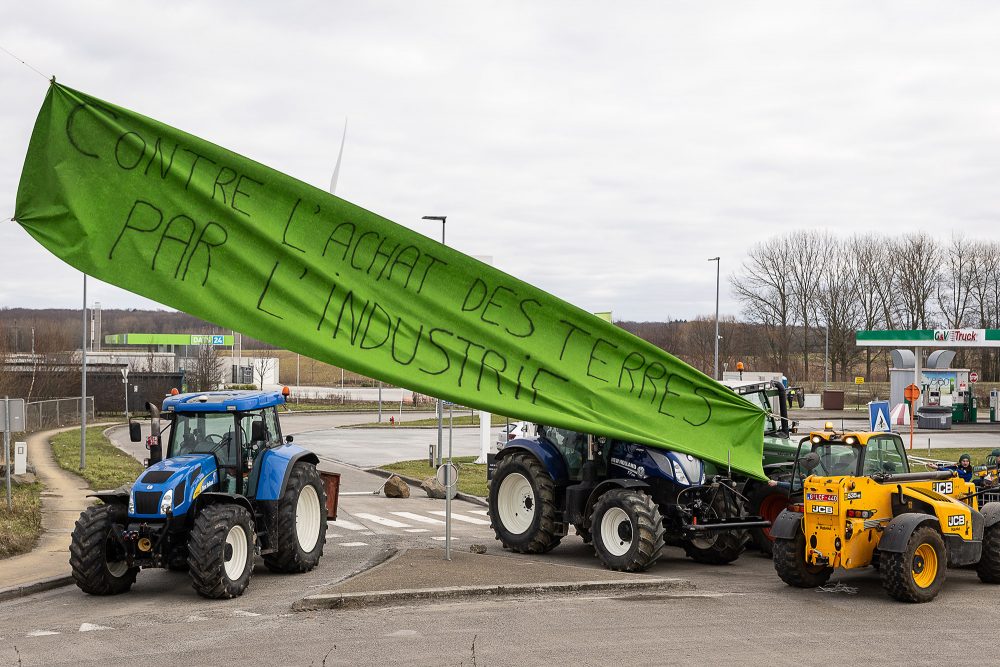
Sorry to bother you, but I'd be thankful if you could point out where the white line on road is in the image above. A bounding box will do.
[340,542,369,547]
[355,513,411,528]
[431,536,459,541]
[390,512,445,525]
[79,623,112,632]
[330,519,366,531]
[469,510,489,516]
[27,630,60,637]
[405,528,430,533]
[428,511,491,525]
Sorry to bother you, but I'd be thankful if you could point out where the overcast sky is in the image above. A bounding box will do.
[2,1,1000,322]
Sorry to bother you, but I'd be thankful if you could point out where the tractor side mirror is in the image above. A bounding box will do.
[285,435,294,443]
[129,421,142,442]
[251,420,266,442]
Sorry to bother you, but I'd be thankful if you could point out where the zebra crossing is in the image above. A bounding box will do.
[326,506,493,547]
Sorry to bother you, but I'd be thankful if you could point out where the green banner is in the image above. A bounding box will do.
[14,83,765,478]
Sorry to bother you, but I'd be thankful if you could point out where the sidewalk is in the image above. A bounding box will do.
[0,425,107,597]
[294,548,691,611]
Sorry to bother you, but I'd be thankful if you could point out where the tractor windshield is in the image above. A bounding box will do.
[790,440,862,492]
[169,412,239,466]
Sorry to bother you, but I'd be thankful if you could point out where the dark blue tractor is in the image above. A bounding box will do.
[69,390,329,599]
[488,426,769,571]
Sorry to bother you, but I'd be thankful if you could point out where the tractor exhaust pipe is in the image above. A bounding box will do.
[145,401,163,466]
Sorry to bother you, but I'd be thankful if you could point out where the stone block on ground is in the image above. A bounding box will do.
[421,476,446,499]
[384,474,410,498]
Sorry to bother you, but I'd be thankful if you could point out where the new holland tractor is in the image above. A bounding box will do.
[771,429,1000,602]
[489,425,769,572]
[69,389,329,599]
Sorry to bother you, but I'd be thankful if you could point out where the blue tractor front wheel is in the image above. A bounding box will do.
[188,504,256,599]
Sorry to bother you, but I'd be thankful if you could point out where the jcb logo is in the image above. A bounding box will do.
[811,505,834,515]
[934,481,954,494]
[948,515,966,527]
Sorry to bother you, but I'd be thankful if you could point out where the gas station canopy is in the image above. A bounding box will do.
[856,329,1000,347]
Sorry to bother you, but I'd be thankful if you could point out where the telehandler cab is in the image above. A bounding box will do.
[771,429,1000,602]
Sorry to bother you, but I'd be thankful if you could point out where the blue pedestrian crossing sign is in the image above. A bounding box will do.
[869,400,891,433]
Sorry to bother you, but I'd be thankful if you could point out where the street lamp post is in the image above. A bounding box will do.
[422,216,447,465]
[708,257,720,380]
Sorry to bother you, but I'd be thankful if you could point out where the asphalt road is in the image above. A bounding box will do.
[5,477,1000,666]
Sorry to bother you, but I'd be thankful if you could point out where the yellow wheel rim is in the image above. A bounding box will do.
[912,543,938,588]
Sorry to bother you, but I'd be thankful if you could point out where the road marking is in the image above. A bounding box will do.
[233,610,261,617]
[469,509,489,516]
[405,528,430,533]
[390,512,445,525]
[79,623,112,632]
[431,536,459,541]
[27,630,59,637]
[428,511,491,525]
[355,513,411,528]
[340,542,369,547]
[331,519,366,531]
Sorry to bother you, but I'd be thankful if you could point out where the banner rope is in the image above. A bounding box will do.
[0,43,50,81]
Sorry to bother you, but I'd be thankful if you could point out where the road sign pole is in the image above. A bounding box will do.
[445,402,453,561]
[5,397,11,511]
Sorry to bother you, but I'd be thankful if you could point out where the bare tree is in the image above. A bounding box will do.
[192,345,223,392]
[786,231,831,381]
[819,245,863,380]
[252,357,275,389]
[853,234,889,378]
[731,236,795,372]
[893,232,942,329]
[937,234,975,328]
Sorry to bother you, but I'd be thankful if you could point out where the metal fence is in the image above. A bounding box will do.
[24,397,95,432]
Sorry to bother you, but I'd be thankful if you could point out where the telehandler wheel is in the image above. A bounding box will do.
[773,532,833,588]
[880,525,946,603]
[747,481,789,558]
[489,453,561,554]
[188,504,255,599]
[263,462,327,573]
[591,489,665,572]
[976,522,1000,584]
[684,490,747,565]
[69,504,139,596]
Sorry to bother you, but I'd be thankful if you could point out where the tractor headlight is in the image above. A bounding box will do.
[671,460,690,485]
[128,492,135,514]
[159,489,173,515]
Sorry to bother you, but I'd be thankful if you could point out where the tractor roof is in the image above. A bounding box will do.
[162,390,286,413]
[806,431,891,446]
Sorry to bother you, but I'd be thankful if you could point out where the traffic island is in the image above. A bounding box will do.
[293,547,694,611]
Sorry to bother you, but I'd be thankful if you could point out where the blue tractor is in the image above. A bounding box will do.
[489,426,769,571]
[69,390,328,599]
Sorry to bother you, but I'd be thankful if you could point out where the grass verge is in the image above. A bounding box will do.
[0,482,43,560]
[51,426,144,490]
[380,456,488,497]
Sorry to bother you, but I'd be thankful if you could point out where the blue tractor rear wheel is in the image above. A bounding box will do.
[263,462,327,573]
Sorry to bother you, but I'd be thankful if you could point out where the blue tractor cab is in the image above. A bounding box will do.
[70,389,331,599]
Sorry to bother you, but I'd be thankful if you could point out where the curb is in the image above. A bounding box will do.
[0,575,74,603]
[292,577,693,612]
[366,467,488,508]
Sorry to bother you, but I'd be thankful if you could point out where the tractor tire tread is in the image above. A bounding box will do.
[263,462,327,573]
[489,453,561,554]
[773,534,832,588]
[591,489,665,572]
[69,504,138,596]
[187,503,254,599]
[879,526,945,603]
[976,523,1000,583]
